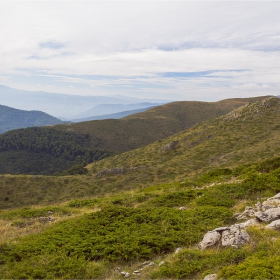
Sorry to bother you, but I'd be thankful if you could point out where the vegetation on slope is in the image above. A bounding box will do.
[0,104,64,133]
[1,156,280,278]
[0,97,279,208]
[0,127,110,175]
[87,97,280,187]
[56,95,269,153]
[0,96,269,175]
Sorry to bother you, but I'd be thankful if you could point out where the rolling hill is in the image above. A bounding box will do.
[2,97,280,279]
[0,96,279,209]
[88,97,280,188]
[2,104,280,278]
[55,96,270,153]
[0,105,64,133]
[0,96,269,175]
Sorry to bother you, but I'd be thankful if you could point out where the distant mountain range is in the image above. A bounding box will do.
[0,104,64,133]
[0,85,171,119]
[71,106,155,122]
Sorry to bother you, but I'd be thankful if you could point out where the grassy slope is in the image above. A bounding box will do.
[0,96,267,176]
[0,97,279,210]
[1,156,280,279]
[54,96,269,153]
[87,97,280,184]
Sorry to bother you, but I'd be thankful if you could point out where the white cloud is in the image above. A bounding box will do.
[0,1,280,100]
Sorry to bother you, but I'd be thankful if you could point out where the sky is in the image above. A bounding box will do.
[0,1,280,101]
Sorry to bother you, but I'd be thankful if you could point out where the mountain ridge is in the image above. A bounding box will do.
[0,104,64,133]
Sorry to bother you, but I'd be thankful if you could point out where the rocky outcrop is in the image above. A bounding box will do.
[199,220,255,250]
[198,231,221,250]
[97,168,124,177]
[255,208,280,223]
[265,219,280,230]
[199,192,280,251]
[221,224,251,247]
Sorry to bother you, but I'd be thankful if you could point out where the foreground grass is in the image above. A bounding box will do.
[2,156,280,278]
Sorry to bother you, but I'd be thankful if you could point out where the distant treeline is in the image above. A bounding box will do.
[0,127,111,175]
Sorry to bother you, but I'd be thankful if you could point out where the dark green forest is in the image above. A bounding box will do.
[0,127,111,175]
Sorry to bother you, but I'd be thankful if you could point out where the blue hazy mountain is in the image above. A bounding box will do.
[72,103,161,120]
[71,106,155,122]
[0,85,171,119]
[0,104,64,133]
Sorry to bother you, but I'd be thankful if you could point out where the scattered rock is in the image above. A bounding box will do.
[239,218,259,228]
[38,216,55,223]
[121,271,130,278]
[97,168,124,177]
[236,206,256,220]
[198,231,221,250]
[265,219,280,230]
[158,261,165,267]
[255,208,280,223]
[133,270,140,275]
[179,207,186,210]
[160,140,179,152]
[221,224,251,247]
[204,273,218,280]
[141,261,154,268]
[175,247,182,254]
[114,267,121,272]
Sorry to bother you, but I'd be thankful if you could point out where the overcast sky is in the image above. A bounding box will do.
[0,1,280,101]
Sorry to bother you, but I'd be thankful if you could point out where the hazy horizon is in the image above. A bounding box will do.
[1,1,280,102]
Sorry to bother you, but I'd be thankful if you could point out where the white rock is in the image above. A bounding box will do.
[239,218,260,228]
[204,273,218,280]
[121,271,130,278]
[175,247,182,254]
[158,261,165,267]
[221,224,251,246]
[265,219,280,230]
[255,208,280,222]
[198,231,221,250]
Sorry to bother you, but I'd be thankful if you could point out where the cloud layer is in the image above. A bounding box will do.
[1,1,280,101]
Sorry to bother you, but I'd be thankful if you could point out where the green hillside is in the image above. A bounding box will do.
[1,97,280,279]
[1,155,280,279]
[0,97,279,210]
[0,96,267,175]
[0,104,64,133]
[55,96,269,153]
[87,96,280,187]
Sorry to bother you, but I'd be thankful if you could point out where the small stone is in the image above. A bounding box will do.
[121,272,130,278]
[204,273,218,280]
[198,231,221,250]
[265,219,280,230]
[158,261,165,267]
[214,227,228,232]
[175,247,182,254]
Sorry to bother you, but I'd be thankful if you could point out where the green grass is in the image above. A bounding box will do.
[2,153,280,278]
